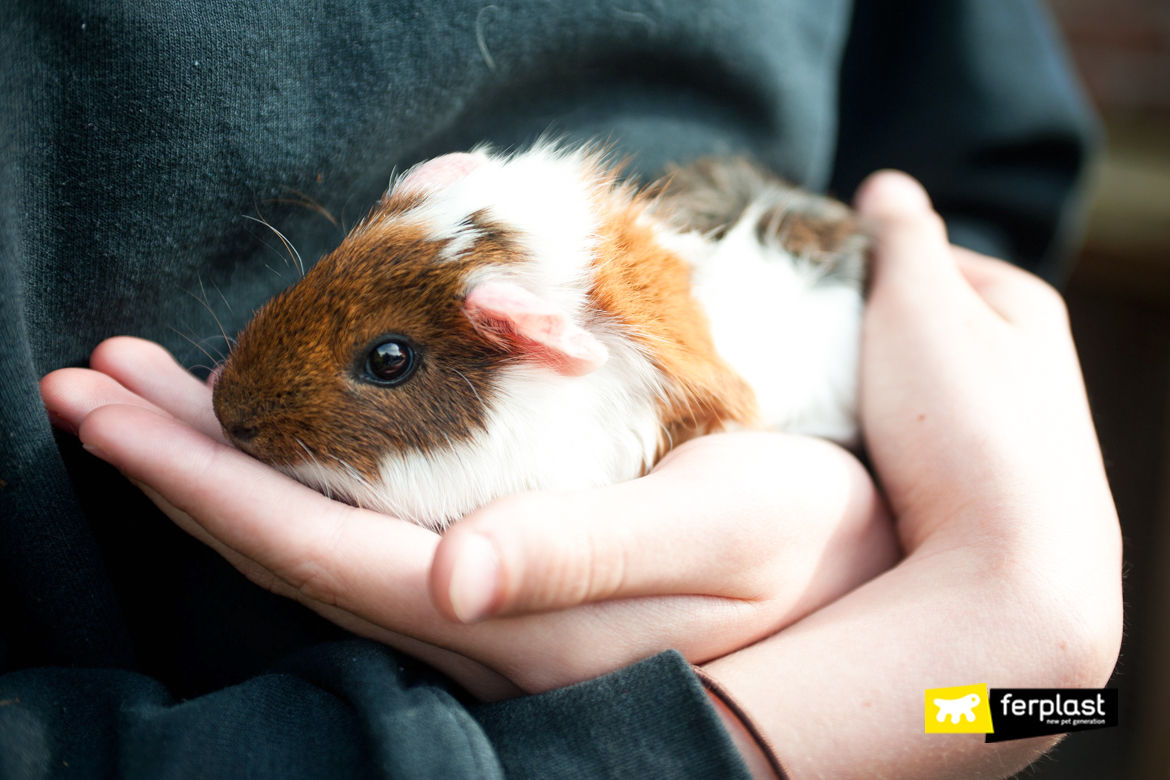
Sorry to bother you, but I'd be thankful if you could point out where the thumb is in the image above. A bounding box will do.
[854,170,963,297]
[430,489,641,623]
[428,433,883,623]
[428,436,785,623]
[430,481,759,623]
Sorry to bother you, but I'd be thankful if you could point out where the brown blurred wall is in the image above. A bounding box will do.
[1041,2,1170,779]
[1049,0,1170,300]
[1048,0,1170,114]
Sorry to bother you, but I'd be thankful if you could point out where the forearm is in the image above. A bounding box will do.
[701,525,1120,780]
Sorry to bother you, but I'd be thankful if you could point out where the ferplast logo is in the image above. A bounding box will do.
[984,689,1118,743]
[925,686,1118,742]
[924,684,994,734]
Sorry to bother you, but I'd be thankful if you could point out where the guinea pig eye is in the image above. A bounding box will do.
[363,338,417,386]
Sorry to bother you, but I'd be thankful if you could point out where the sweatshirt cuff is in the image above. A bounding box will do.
[471,650,755,780]
[693,665,790,780]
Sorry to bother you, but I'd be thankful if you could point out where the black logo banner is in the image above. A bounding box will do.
[985,688,1118,743]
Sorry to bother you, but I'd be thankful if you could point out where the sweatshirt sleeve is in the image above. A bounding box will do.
[0,643,752,780]
[829,0,1101,282]
[471,650,754,780]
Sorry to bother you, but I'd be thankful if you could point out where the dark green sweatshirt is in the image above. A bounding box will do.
[0,1,1095,777]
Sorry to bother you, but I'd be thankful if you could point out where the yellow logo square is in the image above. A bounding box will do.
[925,684,994,733]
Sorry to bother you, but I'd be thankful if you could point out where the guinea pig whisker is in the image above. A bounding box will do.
[339,187,365,235]
[249,233,292,273]
[330,456,374,510]
[192,331,229,364]
[243,200,294,274]
[295,437,334,501]
[242,214,305,278]
[270,187,340,230]
[450,368,485,407]
[188,275,232,353]
[330,453,362,483]
[168,325,223,369]
[475,5,498,72]
[210,279,234,316]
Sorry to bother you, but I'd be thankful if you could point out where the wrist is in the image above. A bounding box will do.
[695,666,786,780]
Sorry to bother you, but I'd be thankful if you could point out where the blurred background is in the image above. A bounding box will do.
[1019,1,1170,778]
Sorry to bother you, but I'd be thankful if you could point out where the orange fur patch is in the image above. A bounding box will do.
[584,163,762,460]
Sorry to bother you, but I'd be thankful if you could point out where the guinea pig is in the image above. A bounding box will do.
[211,143,866,531]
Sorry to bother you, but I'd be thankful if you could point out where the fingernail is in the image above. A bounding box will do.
[882,174,931,212]
[857,171,932,216]
[46,408,77,436]
[81,442,109,461]
[448,534,501,623]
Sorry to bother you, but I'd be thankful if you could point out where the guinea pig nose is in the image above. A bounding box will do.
[229,423,260,443]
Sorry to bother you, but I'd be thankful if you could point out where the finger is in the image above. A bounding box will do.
[89,336,226,441]
[41,367,174,436]
[103,408,755,699]
[953,246,1069,331]
[77,403,441,622]
[430,433,890,622]
[853,171,965,297]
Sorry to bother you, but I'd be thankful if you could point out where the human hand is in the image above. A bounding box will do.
[41,337,897,701]
[859,175,1118,566]
[695,172,1123,779]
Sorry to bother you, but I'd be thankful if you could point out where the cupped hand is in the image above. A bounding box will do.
[859,175,1119,567]
[41,337,897,700]
[698,172,1123,780]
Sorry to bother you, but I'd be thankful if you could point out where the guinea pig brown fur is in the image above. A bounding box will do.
[212,144,865,530]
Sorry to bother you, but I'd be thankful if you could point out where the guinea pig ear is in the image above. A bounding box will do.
[464,281,609,377]
[398,152,484,194]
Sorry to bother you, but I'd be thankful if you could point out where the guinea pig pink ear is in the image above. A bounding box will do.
[398,152,483,194]
[464,281,609,377]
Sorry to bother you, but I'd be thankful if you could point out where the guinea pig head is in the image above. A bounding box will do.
[211,149,640,530]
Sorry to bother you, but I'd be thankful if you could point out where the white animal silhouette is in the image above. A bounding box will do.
[934,693,981,724]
